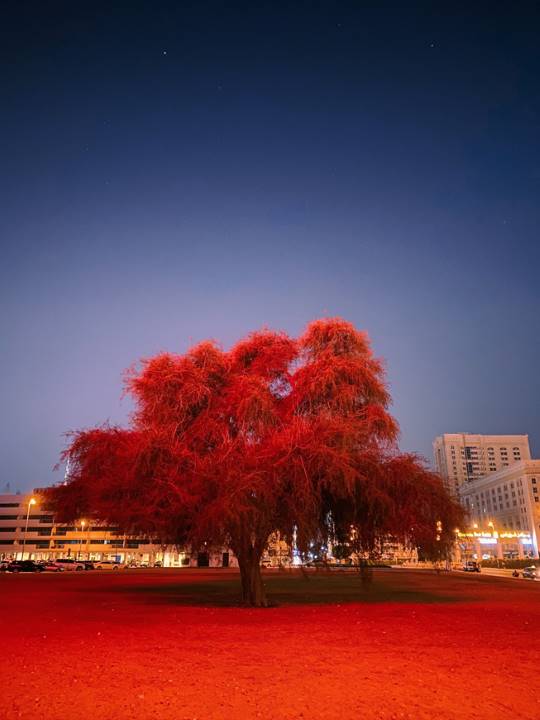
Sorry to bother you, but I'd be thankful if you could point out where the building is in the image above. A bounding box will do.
[1,491,417,567]
[0,492,236,567]
[433,433,531,497]
[458,460,540,559]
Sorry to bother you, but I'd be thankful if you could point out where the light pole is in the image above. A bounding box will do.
[454,528,461,566]
[21,497,36,560]
[435,520,443,570]
[487,521,498,565]
[79,520,86,560]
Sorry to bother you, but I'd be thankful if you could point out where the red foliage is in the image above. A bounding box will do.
[47,318,462,605]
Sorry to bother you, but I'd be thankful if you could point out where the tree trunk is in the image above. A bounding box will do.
[237,547,268,607]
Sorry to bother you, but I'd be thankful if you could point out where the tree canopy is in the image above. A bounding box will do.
[48,318,462,605]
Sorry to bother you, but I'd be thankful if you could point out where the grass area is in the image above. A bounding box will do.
[1,568,539,720]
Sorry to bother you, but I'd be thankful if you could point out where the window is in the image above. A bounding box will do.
[0,503,19,508]
[532,478,537,484]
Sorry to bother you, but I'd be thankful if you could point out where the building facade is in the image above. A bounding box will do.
[433,433,531,497]
[458,460,540,559]
[0,492,236,567]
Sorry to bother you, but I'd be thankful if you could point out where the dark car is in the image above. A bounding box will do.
[7,560,45,573]
[522,565,539,580]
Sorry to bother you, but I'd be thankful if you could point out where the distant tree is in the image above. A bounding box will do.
[47,318,462,606]
[331,544,353,563]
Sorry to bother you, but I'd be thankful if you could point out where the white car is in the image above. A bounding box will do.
[94,560,123,570]
[54,558,86,571]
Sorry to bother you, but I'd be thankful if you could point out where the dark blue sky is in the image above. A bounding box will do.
[1,2,539,493]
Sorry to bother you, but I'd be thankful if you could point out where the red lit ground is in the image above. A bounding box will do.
[1,568,539,720]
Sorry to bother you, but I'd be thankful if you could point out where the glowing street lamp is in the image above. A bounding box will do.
[79,520,86,560]
[21,497,37,560]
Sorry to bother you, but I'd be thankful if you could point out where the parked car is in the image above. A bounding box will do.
[38,561,64,572]
[522,565,539,580]
[81,561,95,570]
[94,560,122,570]
[462,561,481,572]
[54,558,86,571]
[7,560,44,573]
[0,560,10,572]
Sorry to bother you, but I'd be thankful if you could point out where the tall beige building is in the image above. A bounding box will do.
[459,460,540,558]
[433,433,531,496]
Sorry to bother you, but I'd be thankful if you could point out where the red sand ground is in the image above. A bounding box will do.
[1,568,539,720]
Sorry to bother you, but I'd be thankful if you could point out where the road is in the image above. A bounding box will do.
[480,567,539,582]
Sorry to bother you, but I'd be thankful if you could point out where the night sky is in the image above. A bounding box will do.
[2,2,539,493]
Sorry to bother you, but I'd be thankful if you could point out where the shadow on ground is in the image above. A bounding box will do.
[96,569,475,607]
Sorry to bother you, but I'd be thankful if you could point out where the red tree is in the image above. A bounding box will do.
[48,319,462,606]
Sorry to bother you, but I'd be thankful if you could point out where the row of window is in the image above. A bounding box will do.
[0,515,54,522]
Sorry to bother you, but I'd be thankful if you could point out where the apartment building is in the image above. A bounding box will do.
[433,433,531,496]
[459,460,540,559]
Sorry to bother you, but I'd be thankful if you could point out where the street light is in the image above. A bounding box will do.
[454,528,462,565]
[21,497,37,560]
[79,520,86,560]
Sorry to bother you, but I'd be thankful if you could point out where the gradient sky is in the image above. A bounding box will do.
[2,2,539,493]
